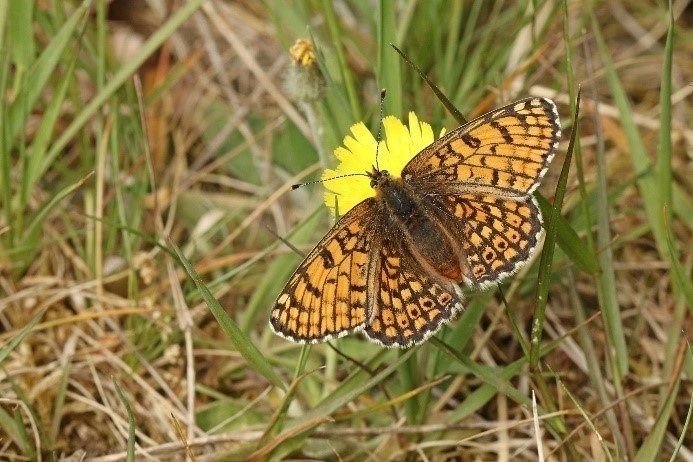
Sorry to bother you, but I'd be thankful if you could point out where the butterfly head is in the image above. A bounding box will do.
[367,167,391,189]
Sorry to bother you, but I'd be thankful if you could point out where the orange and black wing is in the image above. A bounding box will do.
[363,237,465,348]
[423,193,544,287]
[403,97,560,197]
[270,199,380,344]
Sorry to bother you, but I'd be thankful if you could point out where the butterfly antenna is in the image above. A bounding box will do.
[293,89,386,190]
[374,88,386,172]
[291,172,369,190]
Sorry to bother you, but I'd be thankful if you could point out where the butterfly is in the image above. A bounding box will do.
[270,97,560,348]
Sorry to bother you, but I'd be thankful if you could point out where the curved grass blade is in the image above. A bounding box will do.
[171,239,286,391]
[390,43,467,125]
[530,89,581,367]
[534,195,599,274]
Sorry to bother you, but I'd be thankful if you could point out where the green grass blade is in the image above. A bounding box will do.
[0,309,44,364]
[565,2,597,269]
[320,0,361,120]
[658,1,693,414]
[0,405,24,456]
[535,194,599,274]
[48,356,71,448]
[442,1,464,86]
[7,1,88,148]
[530,90,580,367]
[7,0,35,67]
[0,360,46,460]
[43,0,207,187]
[11,406,34,459]
[113,380,136,462]
[445,358,524,422]
[19,54,76,223]
[590,13,668,260]
[171,239,287,391]
[400,348,420,425]
[15,172,93,269]
[0,1,7,49]
[0,30,9,239]
[451,0,483,104]
[377,1,401,117]
[657,0,674,236]
[590,15,629,379]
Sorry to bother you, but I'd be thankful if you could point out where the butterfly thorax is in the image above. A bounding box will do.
[369,169,415,217]
[368,168,463,281]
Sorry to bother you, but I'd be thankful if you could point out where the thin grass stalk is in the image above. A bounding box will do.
[320,0,361,120]
[588,15,633,456]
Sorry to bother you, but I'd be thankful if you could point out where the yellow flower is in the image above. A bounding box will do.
[289,38,316,67]
[322,112,443,216]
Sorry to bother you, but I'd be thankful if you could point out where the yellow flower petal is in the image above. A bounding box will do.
[323,112,437,217]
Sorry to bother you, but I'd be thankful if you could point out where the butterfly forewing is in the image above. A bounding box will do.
[403,97,560,197]
[270,200,380,343]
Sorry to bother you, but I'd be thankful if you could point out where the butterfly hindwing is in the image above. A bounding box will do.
[363,236,464,347]
[424,193,544,287]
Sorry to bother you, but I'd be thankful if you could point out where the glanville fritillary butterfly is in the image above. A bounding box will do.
[270,97,561,348]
